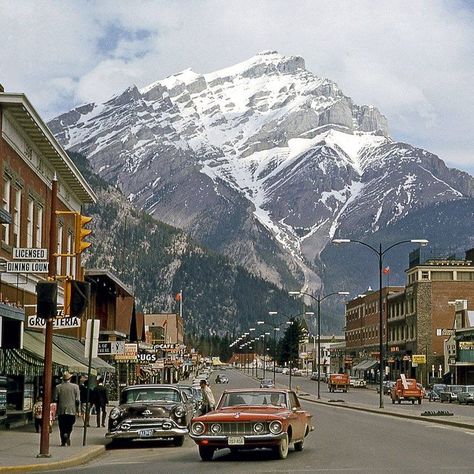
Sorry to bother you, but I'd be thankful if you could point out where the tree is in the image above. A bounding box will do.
[279,318,304,366]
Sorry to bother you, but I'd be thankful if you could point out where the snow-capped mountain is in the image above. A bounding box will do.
[49,51,474,294]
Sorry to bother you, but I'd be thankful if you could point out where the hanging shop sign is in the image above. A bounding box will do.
[412,354,426,364]
[138,352,158,363]
[98,341,125,355]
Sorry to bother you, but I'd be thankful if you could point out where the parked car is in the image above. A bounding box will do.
[440,385,463,403]
[310,372,319,381]
[281,368,289,375]
[106,384,194,446]
[189,388,314,461]
[215,374,229,384]
[427,384,447,402]
[457,385,474,404]
[260,378,275,388]
[349,377,367,388]
[376,381,395,395]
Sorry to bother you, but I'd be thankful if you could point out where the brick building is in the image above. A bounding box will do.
[345,248,474,385]
[0,87,96,425]
[387,248,474,384]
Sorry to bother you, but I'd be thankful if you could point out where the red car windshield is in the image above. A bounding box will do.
[219,391,287,408]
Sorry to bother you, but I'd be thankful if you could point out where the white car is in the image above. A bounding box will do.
[349,377,367,388]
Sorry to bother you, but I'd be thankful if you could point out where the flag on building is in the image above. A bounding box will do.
[383,266,390,274]
[175,292,182,301]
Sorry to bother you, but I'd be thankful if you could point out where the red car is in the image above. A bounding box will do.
[189,388,314,461]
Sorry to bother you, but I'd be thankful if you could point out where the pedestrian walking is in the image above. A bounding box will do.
[32,396,43,433]
[199,379,216,414]
[53,371,80,446]
[79,375,90,427]
[92,376,108,427]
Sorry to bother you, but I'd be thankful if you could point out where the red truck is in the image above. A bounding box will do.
[390,376,423,405]
[328,373,350,393]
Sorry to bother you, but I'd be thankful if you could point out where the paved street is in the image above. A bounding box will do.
[42,369,474,474]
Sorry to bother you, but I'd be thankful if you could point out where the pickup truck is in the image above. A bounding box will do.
[328,373,350,393]
[390,378,423,404]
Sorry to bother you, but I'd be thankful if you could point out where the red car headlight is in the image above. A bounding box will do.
[269,420,282,434]
[191,421,205,435]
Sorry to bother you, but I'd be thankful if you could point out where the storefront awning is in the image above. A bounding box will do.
[0,303,24,322]
[23,331,95,375]
[53,335,115,374]
[353,359,378,371]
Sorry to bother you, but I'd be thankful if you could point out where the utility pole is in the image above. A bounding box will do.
[38,176,57,458]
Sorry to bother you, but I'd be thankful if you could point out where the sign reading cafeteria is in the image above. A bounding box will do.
[7,261,49,273]
[28,315,81,329]
[13,248,48,260]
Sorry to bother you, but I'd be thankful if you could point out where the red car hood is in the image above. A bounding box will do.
[194,406,290,422]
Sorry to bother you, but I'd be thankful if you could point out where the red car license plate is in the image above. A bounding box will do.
[228,436,245,445]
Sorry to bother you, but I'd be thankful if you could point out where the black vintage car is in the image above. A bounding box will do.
[106,384,194,446]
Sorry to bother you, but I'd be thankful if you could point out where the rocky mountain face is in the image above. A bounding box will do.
[49,51,474,302]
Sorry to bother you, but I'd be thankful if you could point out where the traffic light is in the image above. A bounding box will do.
[70,280,91,317]
[36,281,58,319]
[75,214,92,254]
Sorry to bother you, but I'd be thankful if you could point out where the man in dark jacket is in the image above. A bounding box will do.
[54,371,80,446]
[92,376,108,427]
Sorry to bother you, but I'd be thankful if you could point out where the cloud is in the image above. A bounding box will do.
[1,0,473,173]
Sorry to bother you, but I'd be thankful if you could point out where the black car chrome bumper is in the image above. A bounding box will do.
[106,426,188,439]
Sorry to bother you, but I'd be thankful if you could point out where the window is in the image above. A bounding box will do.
[13,188,22,247]
[26,199,34,247]
[458,272,474,281]
[2,177,11,244]
[421,271,429,280]
[35,206,43,247]
[431,271,453,281]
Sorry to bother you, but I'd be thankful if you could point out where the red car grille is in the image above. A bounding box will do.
[214,421,269,435]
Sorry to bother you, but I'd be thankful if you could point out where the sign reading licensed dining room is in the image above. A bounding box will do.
[7,261,49,273]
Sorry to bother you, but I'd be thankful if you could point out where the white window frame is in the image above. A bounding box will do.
[26,199,34,247]
[13,188,22,248]
[35,206,43,248]
[2,177,11,245]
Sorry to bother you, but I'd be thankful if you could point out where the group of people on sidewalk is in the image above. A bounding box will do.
[32,371,109,447]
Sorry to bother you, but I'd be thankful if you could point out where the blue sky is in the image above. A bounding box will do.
[1,0,473,174]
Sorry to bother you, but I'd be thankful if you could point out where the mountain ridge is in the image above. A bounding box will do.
[49,51,474,302]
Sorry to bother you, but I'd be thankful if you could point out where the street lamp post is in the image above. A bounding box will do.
[273,327,280,384]
[332,238,428,409]
[289,291,349,400]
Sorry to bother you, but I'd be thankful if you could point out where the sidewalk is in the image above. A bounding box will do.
[297,390,474,431]
[0,422,110,472]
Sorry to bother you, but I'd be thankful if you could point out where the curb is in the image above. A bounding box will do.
[0,445,106,473]
[299,395,474,431]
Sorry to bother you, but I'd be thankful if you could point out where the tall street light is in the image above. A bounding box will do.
[290,291,349,399]
[332,238,428,408]
[272,327,280,384]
